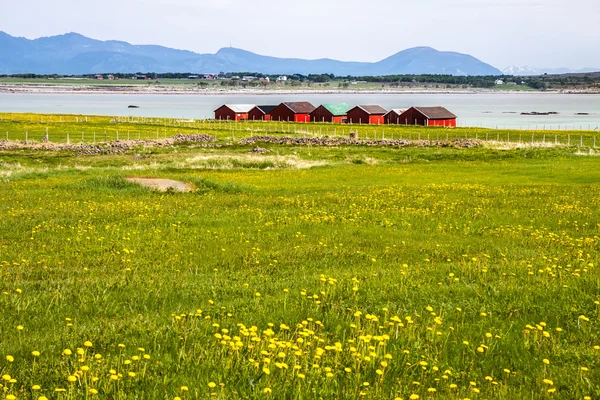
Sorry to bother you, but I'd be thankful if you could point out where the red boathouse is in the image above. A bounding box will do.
[310,103,350,123]
[346,105,388,124]
[214,104,256,121]
[384,109,406,124]
[248,105,277,121]
[397,107,457,127]
[270,102,316,123]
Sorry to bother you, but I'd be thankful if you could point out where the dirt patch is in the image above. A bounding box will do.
[126,177,194,192]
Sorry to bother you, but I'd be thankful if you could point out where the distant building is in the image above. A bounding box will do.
[270,102,316,123]
[107,75,115,80]
[248,105,277,121]
[346,105,388,124]
[310,103,350,123]
[214,104,256,121]
[242,76,256,81]
[94,74,103,80]
[384,109,407,125]
[277,76,288,82]
[495,79,504,85]
[397,107,457,127]
[135,75,148,80]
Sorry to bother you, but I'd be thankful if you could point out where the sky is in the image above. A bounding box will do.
[0,0,598,70]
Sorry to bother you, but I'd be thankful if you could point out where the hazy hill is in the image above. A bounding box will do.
[0,31,502,76]
[503,65,600,76]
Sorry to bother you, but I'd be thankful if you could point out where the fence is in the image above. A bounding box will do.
[0,115,599,148]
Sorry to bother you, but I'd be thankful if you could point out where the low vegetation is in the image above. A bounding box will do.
[0,113,599,399]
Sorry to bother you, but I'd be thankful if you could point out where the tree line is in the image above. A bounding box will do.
[1,72,599,90]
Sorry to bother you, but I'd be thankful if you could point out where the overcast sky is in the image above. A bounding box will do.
[1,0,598,69]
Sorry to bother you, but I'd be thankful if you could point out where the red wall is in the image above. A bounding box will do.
[369,115,384,125]
[248,108,265,121]
[428,119,456,127]
[270,104,295,122]
[310,106,334,123]
[397,108,428,125]
[332,116,346,124]
[347,108,384,124]
[294,114,310,123]
[384,112,402,125]
[347,108,369,124]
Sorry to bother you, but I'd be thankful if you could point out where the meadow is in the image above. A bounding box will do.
[0,114,599,399]
[0,113,598,147]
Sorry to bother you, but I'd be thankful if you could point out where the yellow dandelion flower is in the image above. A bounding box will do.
[128,372,136,377]
[180,386,189,392]
[6,355,14,362]
[409,395,420,400]
[263,388,272,394]
[89,389,98,395]
[16,326,23,331]
[67,376,77,383]
[32,351,40,357]
[543,359,550,365]
[208,382,217,388]
[32,385,41,390]
[84,341,93,347]
[63,349,72,356]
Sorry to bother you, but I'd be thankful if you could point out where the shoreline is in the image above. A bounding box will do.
[1,84,599,96]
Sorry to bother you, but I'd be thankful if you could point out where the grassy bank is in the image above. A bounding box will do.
[0,112,598,147]
[0,131,599,399]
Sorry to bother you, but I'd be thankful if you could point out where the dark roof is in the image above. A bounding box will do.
[412,106,456,119]
[254,105,277,114]
[352,105,388,115]
[282,102,316,114]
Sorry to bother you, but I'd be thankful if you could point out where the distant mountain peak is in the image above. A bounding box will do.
[503,65,600,76]
[0,31,503,76]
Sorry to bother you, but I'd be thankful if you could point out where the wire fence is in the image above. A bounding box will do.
[0,115,599,148]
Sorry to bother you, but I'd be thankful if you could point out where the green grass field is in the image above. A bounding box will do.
[0,114,599,399]
[0,113,598,147]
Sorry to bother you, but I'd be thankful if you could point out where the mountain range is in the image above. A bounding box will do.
[502,65,600,76]
[0,31,503,76]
